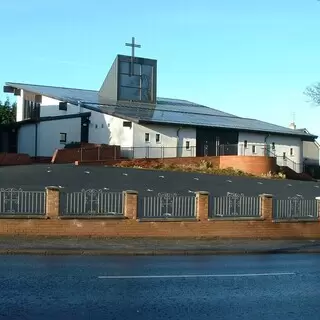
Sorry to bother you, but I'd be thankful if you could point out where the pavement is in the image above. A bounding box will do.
[1,253,320,319]
[1,237,320,255]
[1,163,320,198]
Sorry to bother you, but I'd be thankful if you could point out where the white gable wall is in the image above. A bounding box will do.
[238,132,303,172]
[37,118,81,156]
[18,118,82,157]
[132,123,196,159]
[16,91,24,122]
[15,90,82,121]
[87,110,133,150]
[40,96,81,117]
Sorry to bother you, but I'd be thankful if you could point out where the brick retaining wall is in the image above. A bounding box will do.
[0,189,319,239]
[75,156,277,175]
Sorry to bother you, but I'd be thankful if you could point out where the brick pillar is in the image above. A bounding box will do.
[124,190,138,219]
[316,197,320,220]
[196,191,209,221]
[260,193,273,221]
[45,186,60,219]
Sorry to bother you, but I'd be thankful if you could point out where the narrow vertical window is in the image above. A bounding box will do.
[290,148,294,156]
[60,133,67,143]
[252,145,256,153]
[145,133,150,142]
[244,140,248,148]
[186,141,190,150]
[155,133,161,143]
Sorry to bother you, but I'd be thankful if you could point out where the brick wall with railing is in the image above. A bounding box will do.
[0,187,320,238]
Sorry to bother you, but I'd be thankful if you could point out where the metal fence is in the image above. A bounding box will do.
[274,196,318,220]
[61,189,123,216]
[0,188,46,215]
[210,193,261,218]
[139,193,196,219]
[121,146,197,159]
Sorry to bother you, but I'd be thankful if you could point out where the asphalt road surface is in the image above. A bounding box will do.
[1,164,320,198]
[0,254,320,320]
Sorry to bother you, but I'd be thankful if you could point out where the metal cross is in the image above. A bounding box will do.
[125,37,141,76]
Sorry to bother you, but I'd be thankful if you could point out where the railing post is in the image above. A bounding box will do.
[260,193,273,221]
[316,197,320,220]
[196,191,209,221]
[124,190,138,219]
[45,186,60,219]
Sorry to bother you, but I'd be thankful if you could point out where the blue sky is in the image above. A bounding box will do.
[1,0,320,136]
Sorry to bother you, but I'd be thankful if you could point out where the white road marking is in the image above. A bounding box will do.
[98,272,295,279]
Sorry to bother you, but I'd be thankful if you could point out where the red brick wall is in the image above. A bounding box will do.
[0,153,32,166]
[220,156,277,175]
[52,145,121,164]
[0,190,319,239]
[102,156,275,175]
[1,217,320,239]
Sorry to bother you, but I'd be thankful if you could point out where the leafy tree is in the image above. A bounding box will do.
[0,98,16,124]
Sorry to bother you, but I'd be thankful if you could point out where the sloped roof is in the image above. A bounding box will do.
[5,82,317,140]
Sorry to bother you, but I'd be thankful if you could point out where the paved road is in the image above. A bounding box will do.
[1,164,320,198]
[1,254,320,319]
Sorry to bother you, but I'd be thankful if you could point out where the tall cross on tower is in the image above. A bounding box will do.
[125,37,141,76]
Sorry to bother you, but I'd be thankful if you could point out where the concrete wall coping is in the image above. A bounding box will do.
[260,193,273,198]
[196,191,210,195]
[45,186,60,191]
[124,190,138,195]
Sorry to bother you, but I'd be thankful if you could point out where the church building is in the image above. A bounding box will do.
[3,38,318,173]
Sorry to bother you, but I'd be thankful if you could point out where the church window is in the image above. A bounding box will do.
[60,133,67,143]
[23,100,40,120]
[118,61,154,103]
[271,142,275,150]
[145,133,150,142]
[123,121,132,128]
[252,145,256,153]
[155,133,161,143]
[290,148,294,156]
[59,102,67,111]
[244,140,248,148]
[186,141,190,150]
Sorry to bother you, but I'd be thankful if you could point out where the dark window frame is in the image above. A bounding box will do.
[60,132,67,144]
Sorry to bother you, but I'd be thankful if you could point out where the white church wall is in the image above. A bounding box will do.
[238,132,303,172]
[88,111,133,154]
[37,118,81,157]
[16,90,24,122]
[132,123,196,159]
[40,96,80,117]
[15,90,82,122]
[18,124,36,156]
[17,118,81,157]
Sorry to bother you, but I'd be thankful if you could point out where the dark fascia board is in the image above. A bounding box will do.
[5,82,82,107]
[16,112,91,126]
[5,82,139,123]
[138,120,318,142]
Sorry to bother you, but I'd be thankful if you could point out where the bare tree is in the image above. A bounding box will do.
[304,83,320,106]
